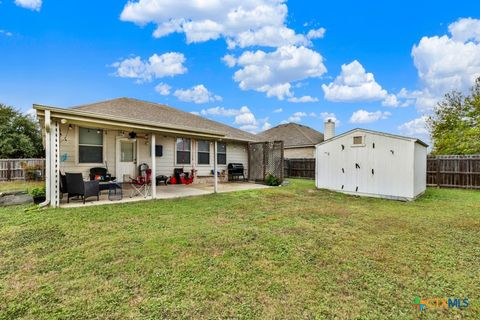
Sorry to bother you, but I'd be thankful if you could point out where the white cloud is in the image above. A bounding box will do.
[154,82,171,95]
[318,112,339,124]
[448,17,480,42]
[273,108,283,113]
[288,95,319,103]
[398,116,429,136]
[227,45,327,100]
[200,106,248,117]
[15,0,41,11]
[222,54,237,67]
[408,18,480,111]
[112,52,187,83]
[322,60,391,103]
[120,0,310,49]
[287,111,307,123]
[190,111,200,116]
[307,27,326,39]
[174,84,222,104]
[349,109,391,124]
[0,30,13,37]
[382,94,400,107]
[262,122,272,131]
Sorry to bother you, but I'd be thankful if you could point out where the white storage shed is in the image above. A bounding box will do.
[315,126,428,201]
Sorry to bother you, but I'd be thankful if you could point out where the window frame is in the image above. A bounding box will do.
[77,126,104,164]
[197,140,210,165]
[175,137,192,165]
[217,142,227,165]
[351,135,366,147]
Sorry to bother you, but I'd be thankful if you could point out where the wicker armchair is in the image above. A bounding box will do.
[66,173,100,204]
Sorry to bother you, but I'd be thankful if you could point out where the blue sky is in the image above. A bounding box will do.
[1,0,480,141]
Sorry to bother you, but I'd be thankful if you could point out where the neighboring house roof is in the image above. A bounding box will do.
[316,128,429,147]
[257,123,324,148]
[52,97,258,142]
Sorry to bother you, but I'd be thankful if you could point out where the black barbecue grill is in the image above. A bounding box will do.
[227,163,246,181]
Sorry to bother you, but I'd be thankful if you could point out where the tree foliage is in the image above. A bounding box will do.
[428,77,480,155]
[0,104,44,159]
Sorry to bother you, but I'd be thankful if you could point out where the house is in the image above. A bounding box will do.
[257,123,324,159]
[315,121,428,201]
[34,97,259,207]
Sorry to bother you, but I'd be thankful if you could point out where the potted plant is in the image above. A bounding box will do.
[29,187,46,204]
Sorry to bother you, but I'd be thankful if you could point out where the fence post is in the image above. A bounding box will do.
[7,161,11,181]
[436,158,441,188]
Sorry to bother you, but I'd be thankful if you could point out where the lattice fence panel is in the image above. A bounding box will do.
[248,141,284,182]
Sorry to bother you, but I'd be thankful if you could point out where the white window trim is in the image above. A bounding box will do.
[351,134,366,148]
[174,137,192,165]
[75,125,106,166]
[196,140,211,166]
[217,142,227,165]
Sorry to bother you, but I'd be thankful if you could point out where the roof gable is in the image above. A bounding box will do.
[316,128,428,147]
[257,123,324,147]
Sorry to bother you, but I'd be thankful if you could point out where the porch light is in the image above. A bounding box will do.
[60,119,68,124]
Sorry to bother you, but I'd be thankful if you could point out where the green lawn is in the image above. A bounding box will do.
[0,180,44,193]
[0,179,478,319]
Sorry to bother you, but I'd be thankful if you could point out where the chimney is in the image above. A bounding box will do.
[324,119,335,140]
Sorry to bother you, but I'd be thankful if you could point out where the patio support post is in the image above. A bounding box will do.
[214,141,218,193]
[151,134,156,199]
[44,110,51,205]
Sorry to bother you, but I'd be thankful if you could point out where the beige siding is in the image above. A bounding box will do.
[284,147,315,159]
[59,124,249,182]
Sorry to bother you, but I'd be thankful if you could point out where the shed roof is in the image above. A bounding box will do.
[257,123,324,148]
[49,97,259,142]
[316,128,429,147]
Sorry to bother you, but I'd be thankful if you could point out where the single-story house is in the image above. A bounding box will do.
[34,97,259,207]
[315,121,428,201]
[257,123,324,159]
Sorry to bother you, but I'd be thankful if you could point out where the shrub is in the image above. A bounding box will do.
[28,187,46,198]
[265,173,281,186]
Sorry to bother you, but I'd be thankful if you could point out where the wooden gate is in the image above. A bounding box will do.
[248,141,284,182]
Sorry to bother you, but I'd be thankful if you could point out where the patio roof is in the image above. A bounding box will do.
[34,98,259,142]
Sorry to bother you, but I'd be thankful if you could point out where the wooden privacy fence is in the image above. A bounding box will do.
[427,155,480,189]
[284,158,315,179]
[0,159,46,181]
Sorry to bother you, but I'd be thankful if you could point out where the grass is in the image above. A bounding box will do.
[0,179,478,319]
[0,180,44,193]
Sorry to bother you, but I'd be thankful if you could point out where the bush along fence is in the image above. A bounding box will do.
[284,158,315,179]
[0,159,45,181]
[427,155,480,189]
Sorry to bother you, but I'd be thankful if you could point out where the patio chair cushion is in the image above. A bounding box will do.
[89,167,115,181]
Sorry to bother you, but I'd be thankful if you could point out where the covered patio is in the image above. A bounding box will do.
[60,182,269,208]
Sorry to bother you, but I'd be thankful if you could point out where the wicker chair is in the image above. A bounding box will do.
[66,173,100,204]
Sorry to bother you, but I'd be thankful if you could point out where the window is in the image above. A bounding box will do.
[120,141,134,162]
[217,142,227,165]
[79,127,103,163]
[176,138,191,164]
[353,136,363,145]
[197,140,210,165]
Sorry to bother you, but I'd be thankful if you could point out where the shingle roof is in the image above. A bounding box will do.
[71,97,259,142]
[257,123,324,147]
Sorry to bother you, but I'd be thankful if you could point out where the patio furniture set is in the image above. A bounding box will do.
[59,163,247,204]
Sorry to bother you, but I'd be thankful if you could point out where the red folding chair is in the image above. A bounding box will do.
[129,168,152,198]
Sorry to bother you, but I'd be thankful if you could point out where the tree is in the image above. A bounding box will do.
[428,77,480,155]
[0,104,44,158]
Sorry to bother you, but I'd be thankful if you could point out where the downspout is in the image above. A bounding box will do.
[39,110,51,207]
